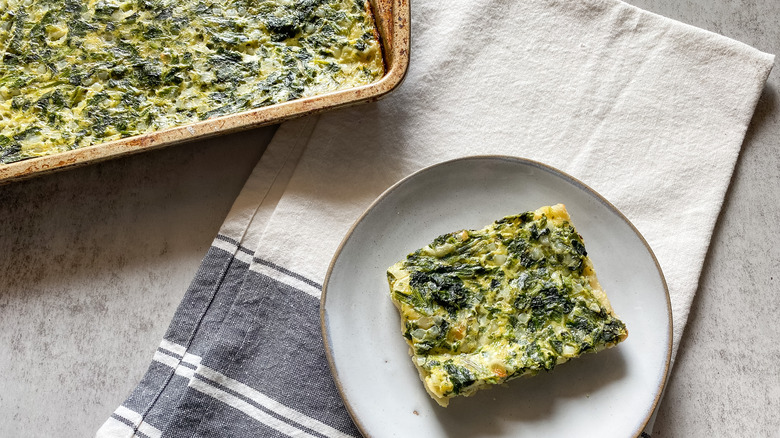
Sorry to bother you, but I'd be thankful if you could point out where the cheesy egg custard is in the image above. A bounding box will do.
[0,0,384,163]
[387,204,628,407]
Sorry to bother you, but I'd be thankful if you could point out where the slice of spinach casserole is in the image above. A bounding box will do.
[387,204,628,407]
[0,0,384,163]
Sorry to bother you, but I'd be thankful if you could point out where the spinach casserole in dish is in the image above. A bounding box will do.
[0,0,384,163]
[387,204,628,406]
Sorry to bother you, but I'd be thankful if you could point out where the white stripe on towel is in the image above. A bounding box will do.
[151,342,353,438]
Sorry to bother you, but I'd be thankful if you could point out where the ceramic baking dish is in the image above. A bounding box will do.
[0,0,409,184]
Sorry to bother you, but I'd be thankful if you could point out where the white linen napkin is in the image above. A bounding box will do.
[244,0,773,359]
[99,0,773,437]
[225,0,772,431]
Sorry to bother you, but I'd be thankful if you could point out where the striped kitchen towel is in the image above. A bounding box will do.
[96,119,358,438]
[98,0,773,436]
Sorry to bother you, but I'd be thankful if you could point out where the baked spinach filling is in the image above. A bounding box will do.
[390,208,628,398]
[0,0,383,163]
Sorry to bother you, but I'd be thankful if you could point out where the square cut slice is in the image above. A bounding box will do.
[387,204,628,407]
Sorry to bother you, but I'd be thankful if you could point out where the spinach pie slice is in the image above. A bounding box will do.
[387,204,628,407]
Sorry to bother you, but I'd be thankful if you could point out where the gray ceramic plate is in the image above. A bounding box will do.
[321,155,672,438]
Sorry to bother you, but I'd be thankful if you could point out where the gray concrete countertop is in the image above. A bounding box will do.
[1,1,778,436]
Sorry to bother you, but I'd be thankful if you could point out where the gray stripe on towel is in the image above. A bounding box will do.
[159,271,358,437]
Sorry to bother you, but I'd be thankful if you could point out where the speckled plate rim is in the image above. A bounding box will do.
[321,155,673,438]
[0,0,410,185]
